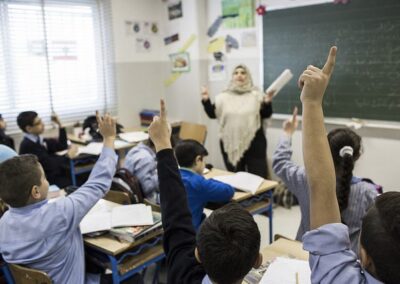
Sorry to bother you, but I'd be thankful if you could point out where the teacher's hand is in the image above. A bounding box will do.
[264,90,275,103]
[201,86,210,102]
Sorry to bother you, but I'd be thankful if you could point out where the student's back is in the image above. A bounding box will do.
[273,123,378,253]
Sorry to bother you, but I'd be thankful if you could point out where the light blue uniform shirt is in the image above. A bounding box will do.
[124,142,159,203]
[272,135,378,253]
[303,223,384,284]
[0,147,117,284]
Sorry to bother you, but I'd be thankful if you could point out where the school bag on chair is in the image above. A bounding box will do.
[110,168,144,204]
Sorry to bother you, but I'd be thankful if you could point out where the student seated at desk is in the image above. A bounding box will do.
[0,114,15,150]
[272,108,378,253]
[17,111,74,188]
[300,46,400,284]
[0,145,17,219]
[0,113,118,284]
[175,139,234,231]
[149,100,263,284]
[124,139,160,203]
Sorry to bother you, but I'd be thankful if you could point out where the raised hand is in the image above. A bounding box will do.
[283,106,298,136]
[51,112,62,127]
[264,90,275,104]
[148,99,172,152]
[299,46,337,105]
[201,86,210,102]
[96,111,116,148]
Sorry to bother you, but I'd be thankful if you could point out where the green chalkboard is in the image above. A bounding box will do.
[263,0,400,121]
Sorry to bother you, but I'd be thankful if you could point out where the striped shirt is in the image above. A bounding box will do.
[272,135,378,253]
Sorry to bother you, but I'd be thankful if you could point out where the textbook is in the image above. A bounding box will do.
[109,212,162,243]
[266,69,293,97]
[211,172,264,194]
[80,203,154,234]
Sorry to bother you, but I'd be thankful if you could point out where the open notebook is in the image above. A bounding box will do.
[80,201,154,234]
[260,257,311,284]
[211,171,264,194]
[119,131,149,143]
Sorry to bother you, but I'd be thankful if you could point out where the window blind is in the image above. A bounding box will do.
[0,0,116,133]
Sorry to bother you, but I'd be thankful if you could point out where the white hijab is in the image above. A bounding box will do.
[216,65,264,165]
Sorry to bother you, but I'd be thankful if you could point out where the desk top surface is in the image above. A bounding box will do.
[261,238,308,262]
[204,168,278,202]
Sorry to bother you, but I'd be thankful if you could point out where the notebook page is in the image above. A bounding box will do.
[260,257,311,284]
[80,212,112,234]
[212,172,263,194]
[111,204,154,227]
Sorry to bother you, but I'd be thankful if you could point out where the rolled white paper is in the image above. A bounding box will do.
[266,69,293,97]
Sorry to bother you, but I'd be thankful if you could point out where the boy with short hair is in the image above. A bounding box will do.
[175,139,234,230]
[148,100,262,284]
[300,47,400,283]
[0,114,15,150]
[17,111,72,187]
[0,113,117,284]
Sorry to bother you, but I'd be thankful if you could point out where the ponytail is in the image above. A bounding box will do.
[336,153,354,212]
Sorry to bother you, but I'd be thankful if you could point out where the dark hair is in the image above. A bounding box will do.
[17,111,38,133]
[0,154,42,207]
[174,139,208,168]
[360,192,400,284]
[197,203,260,284]
[327,128,361,212]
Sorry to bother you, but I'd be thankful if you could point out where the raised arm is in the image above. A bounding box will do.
[201,86,217,119]
[299,47,340,229]
[149,100,205,283]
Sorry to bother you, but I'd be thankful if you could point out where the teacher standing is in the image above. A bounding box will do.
[201,64,274,178]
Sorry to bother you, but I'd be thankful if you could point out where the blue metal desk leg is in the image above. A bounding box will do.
[1,264,14,284]
[108,256,121,284]
[69,159,77,186]
[268,191,273,244]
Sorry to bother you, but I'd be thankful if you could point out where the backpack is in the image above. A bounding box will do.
[352,177,383,194]
[273,181,298,209]
[110,168,144,204]
[82,115,124,141]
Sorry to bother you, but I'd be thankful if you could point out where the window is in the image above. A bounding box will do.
[0,0,116,133]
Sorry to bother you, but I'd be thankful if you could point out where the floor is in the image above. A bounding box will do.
[142,204,302,283]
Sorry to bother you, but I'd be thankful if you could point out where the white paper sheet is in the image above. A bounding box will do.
[260,257,311,284]
[266,69,293,96]
[77,142,103,155]
[111,204,154,227]
[119,131,149,143]
[212,171,263,194]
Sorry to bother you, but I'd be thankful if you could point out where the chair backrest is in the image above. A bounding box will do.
[9,263,52,284]
[178,121,207,145]
[104,190,132,205]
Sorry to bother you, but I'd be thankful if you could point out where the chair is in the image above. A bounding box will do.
[178,122,207,144]
[8,263,52,284]
[103,190,131,205]
[273,234,293,242]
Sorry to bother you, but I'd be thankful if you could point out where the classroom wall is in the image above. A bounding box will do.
[112,0,400,191]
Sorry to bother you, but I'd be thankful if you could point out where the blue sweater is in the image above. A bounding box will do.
[179,169,234,230]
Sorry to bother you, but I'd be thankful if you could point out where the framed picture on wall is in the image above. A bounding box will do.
[169,52,190,73]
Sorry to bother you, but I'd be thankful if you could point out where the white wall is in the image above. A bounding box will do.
[112,0,400,191]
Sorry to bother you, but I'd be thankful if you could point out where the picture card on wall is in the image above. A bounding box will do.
[168,1,183,20]
[136,38,152,53]
[170,52,190,73]
[164,33,179,45]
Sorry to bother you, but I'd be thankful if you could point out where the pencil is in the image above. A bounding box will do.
[295,272,299,284]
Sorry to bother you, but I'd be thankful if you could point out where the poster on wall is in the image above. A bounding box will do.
[222,0,255,29]
[241,31,257,47]
[170,52,190,73]
[164,33,179,45]
[209,62,227,81]
[135,38,152,53]
[125,20,158,36]
[168,1,183,20]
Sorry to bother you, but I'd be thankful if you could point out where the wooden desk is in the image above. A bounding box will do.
[261,238,308,262]
[204,169,278,243]
[83,200,164,284]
